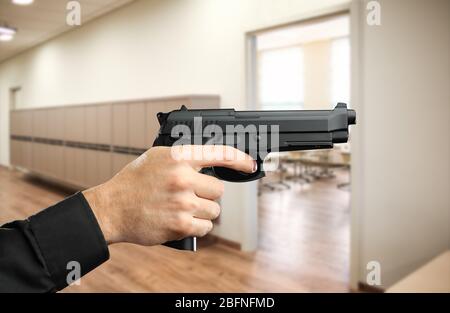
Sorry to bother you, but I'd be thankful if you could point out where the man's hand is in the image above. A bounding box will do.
[83,145,255,246]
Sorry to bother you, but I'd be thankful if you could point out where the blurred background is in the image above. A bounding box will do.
[0,0,448,292]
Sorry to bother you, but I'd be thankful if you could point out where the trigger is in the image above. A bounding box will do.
[200,167,216,177]
[212,162,265,182]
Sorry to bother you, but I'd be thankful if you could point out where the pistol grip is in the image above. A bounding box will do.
[161,168,215,251]
[163,237,196,251]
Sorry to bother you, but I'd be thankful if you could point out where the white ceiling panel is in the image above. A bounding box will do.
[0,0,135,63]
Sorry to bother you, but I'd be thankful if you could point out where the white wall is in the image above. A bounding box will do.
[351,0,450,288]
[0,0,349,248]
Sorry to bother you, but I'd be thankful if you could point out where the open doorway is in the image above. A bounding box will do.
[248,13,353,290]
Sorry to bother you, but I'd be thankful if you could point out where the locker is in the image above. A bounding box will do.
[85,150,97,187]
[189,96,220,109]
[112,103,128,147]
[85,150,113,187]
[32,142,48,175]
[64,147,85,187]
[146,101,162,147]
[64,106,85,142]
[32,110,48,139]
[47,108,65,140]
[97,104,112,145]
[47,145,64,179]
[22,110,33,137]
[128,102,147,149]
[112,153,135,175]
[85,106,97,144]
[22,141,33,169]
[10,140,21,166]
[97,151,112,185]
[9,96,220,189]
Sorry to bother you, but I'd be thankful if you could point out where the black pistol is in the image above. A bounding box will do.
[153,103,356,251]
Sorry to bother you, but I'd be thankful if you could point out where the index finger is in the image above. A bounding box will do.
[172,145,256,173]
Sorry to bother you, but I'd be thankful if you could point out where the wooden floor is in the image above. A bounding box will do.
[0,166,350,292]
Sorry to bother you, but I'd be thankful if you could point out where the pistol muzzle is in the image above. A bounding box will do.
[348,109,357,125]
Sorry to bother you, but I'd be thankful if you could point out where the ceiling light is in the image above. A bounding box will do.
[0,33,14,41]
[0,26,16,35]
[0,25,16,41]
[12,0,34,5]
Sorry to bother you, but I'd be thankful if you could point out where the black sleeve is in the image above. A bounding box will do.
[0,192,109,292]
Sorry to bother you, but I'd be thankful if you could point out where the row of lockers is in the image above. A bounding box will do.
[10,141,136,188]
[10,96,220,149]
[10,95,220,188]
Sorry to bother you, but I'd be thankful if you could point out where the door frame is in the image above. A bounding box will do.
[243,2,361,290]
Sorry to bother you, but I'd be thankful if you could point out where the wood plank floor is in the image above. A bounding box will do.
[0,166,350,292]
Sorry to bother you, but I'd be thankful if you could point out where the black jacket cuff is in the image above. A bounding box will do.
[28,192,110,290]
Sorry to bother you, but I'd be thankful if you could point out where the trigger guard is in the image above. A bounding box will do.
[211,166,265,182]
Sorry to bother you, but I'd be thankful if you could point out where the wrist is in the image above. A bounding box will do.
[82,184,118,245]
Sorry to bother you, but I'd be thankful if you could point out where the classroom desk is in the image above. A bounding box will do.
[285,151,350,185]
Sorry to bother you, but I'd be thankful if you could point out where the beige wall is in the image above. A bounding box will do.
[351,0,450,288]
[303,40,332,109]
[0,0,349,248]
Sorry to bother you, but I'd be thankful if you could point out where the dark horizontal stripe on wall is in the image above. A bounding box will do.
[83,143,112,152]
[112,146,130,154]
[65,141,113,152]
[112,146,147,155]
[65,141,88,149]
[10,135,33,142]
[34,137,49,144]
[112,146,147,156]
[95,144,112,152]
[48,139,64,146]
[129,147,147,156]
[34,138,64,146]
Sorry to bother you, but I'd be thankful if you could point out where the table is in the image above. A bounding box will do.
[285,151,351,187]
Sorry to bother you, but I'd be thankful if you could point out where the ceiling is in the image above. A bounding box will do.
[0,0,135,63]
[257,14,349,51]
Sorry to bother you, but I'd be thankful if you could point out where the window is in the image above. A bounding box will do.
[331,37,350,106]
[256,14,350,111]
[257,38,350,111]
[258,47,304,110]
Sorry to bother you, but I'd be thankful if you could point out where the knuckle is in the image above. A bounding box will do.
[174,214,192,236]
[171,195,194,212]
[168,173,189,191]
[183,198,198,212]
